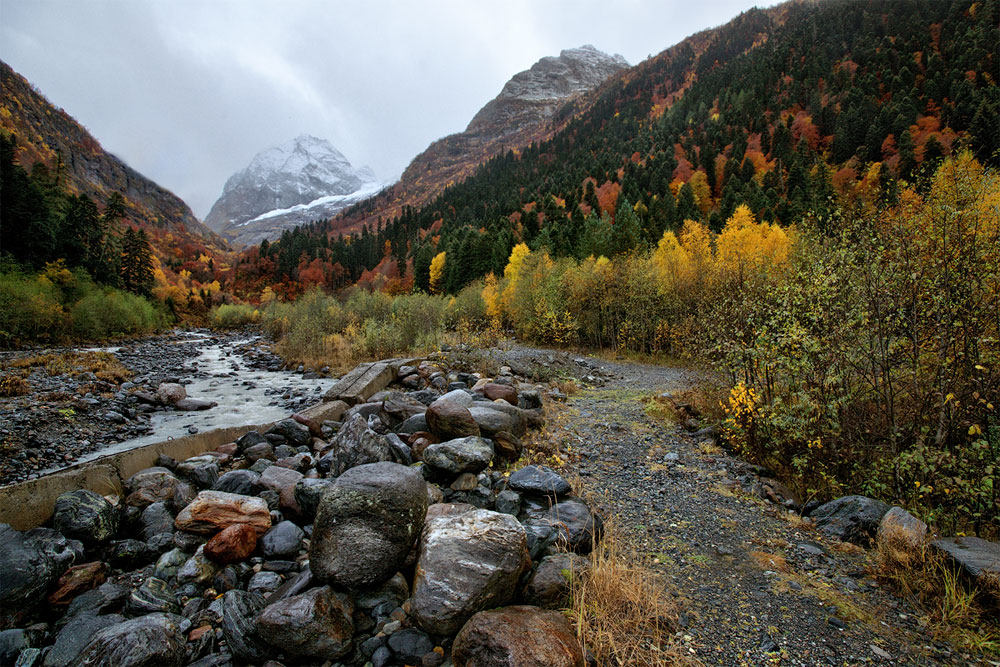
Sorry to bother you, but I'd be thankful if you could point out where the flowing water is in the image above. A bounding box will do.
[52,333,336,469]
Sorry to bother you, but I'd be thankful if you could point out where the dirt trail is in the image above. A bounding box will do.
[545,353,983,667]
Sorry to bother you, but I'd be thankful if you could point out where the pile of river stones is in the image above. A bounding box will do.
[0,362,600,667]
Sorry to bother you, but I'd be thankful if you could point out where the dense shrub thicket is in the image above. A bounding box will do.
[485,153,998,538]
[0,261,166,347]
[210,285,487,369]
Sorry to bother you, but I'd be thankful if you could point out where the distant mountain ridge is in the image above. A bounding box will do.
[326,45,630,236]
[0,60,218,242]
[205,135,382,246]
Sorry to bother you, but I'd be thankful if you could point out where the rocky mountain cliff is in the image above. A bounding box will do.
[327,45,629,236]
[205,135,382,247]
[0,60,218,243]
[467,45,629,135]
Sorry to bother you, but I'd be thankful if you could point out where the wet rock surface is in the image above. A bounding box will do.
[0,345,609,667]
[2,344,983,666]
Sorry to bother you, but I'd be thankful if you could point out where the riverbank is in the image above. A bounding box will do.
[0,330,332,485]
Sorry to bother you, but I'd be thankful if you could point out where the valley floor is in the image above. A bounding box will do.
[545,353,987,667]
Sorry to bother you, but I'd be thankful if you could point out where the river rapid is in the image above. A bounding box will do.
[0,329,335,484]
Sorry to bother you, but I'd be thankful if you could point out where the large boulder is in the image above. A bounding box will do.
[173,490,271,536]
[67,613,187,667]
[508,465,571,498]
[810,495,890,545]
[140,502,174,542]
[310,462,427,588]
[23,527,84,572]
[266,419,312,447]
[255,586,354,660]
[422,436,494,475]
[43,613,125,667]
[411,509,529,636]
[471,401,529,437]
[452,605,585,667]
[433,389,475,408]
[319,414,404,477]
[211,469,262,496]
[930,536,1000,582]
[468,406,519,438]
[878,506,928,548]
[426,400,481,439]
[0,524,59,626]
[53,490,119,547]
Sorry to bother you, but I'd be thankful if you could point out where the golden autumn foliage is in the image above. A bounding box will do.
[428,251,446,294]
[485,154,999,538]
[715,204,791,273]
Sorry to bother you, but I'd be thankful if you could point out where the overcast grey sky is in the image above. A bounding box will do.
[1,0,764,218]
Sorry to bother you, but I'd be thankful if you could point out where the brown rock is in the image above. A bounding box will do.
[292,413,324,438]
[216,442,238,456]
[255,586,354,659]
[426,400,481,440]
[260,465,305,516]
[483,383,517,405]
[125,467,185,509]
[408,432,439,461]
[48,561,107,606]
[174,490,271,536]
[452,605,585,667]
[451,473,479,491]
[204,524,259,564]
[492,431,523,461]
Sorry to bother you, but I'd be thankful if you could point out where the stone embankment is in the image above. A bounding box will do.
[0,349,611,666]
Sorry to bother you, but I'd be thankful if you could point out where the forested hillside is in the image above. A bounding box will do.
[1,61,237,325]
[235,0,997,298]
[224,0,999,538]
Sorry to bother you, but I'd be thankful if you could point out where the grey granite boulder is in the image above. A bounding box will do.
[810,495,890,545]
[411,509,529,635]
[310,462,427,588]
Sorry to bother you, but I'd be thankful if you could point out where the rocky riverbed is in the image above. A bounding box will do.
[0,349,613,666]
[0,330,335,485]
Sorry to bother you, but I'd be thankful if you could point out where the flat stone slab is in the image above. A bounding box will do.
[931,536,1000,580]
[324,358,421,406]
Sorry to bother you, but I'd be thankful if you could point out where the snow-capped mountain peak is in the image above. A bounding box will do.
[205,136,381,246]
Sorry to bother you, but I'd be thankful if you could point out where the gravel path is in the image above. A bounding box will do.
[543,353,986,667]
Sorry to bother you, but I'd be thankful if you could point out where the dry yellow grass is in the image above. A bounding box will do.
[750,550,791,573]
[8,351,131,384]
[570,518,700,667]
[875,526,1000,656]
[0,373,30,397]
